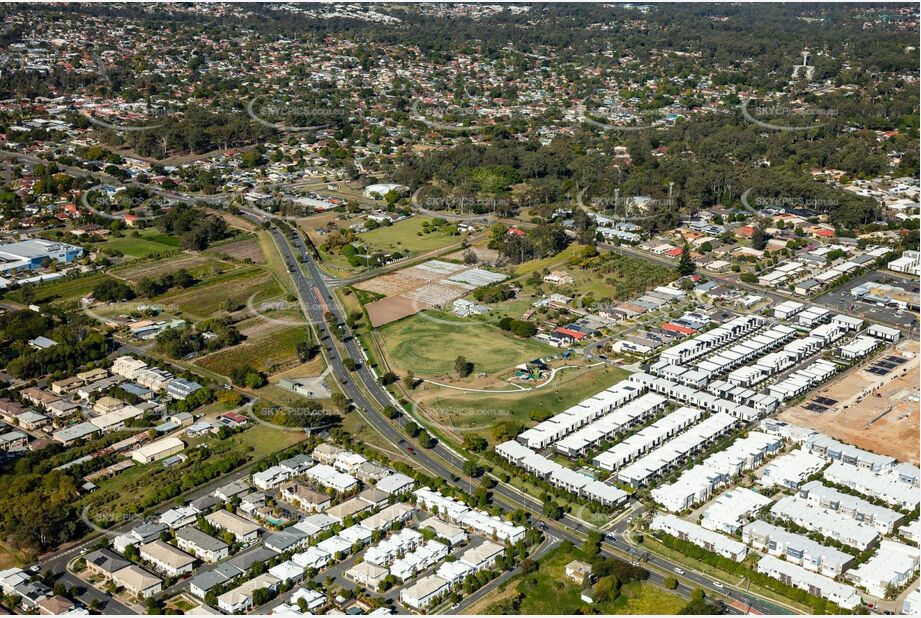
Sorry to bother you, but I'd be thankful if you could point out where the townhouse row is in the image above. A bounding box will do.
[495,440,628,507]
[651,431,784,512]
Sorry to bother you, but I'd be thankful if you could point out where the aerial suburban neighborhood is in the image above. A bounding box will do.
[0,1,917,616]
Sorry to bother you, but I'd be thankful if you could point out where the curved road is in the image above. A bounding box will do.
[250,211,793,615]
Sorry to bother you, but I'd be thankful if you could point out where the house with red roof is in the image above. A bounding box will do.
[665,247,684,258]
[661,323,696,336]
[554,327,586,341]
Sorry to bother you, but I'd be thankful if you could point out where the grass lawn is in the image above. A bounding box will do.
[113,254,234,283]
[98,228,181,259]
[427,364,631,435]
[158,267,283,319]
[80,424,305,517]
[513,243,584,277]
[359,217,461,255]
[496,544,685,615]
[257,230,297,294]
[377,311,552,377]
[234,423,307,459]
[0,542,31,569]
[3,272,114,305]
[197,325,309,376]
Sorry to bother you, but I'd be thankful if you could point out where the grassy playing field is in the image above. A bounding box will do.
[423,364,631,436]
[98,228,181,258]
[488,544,686,615]
[377,311,552,377]
[359,217,461,255]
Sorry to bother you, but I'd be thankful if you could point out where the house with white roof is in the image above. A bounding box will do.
[847,540,920,598]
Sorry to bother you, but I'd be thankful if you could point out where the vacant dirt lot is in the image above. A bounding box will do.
[779,340,920,464]
[209,237,265,263]
[366,295,432,327]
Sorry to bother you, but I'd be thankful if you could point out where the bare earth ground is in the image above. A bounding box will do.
[365,295,432,327]
[444,245,501,265]
[208,237,265,263]
[779,339,920,464]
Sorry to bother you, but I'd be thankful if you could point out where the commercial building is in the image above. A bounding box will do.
[888,250,920,276]
[0,239,83,274]
[132,437,185,464]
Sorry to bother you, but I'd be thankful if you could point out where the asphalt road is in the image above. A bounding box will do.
[0,151,794,614]
[253,214,791,615]
[600,242,914,336]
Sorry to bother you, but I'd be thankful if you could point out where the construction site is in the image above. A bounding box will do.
[779,339,920,464]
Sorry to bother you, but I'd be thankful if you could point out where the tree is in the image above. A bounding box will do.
[594,575,620,603]
[455,355,473,378]
[463,460,483,478]
[296,341,320,362]
[332,393,350,413]
[751,225,767,250]
[542,500,563,520]
[92,279,135,302]
[462,435,488,452]
[664,576,678,590]
[583,531,603,557]
[677,244,696,276]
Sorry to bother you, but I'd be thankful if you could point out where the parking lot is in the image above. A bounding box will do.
[817,270,920,330]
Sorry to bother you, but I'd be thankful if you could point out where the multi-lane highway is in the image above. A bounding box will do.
[252,213,795,615]
[0,147,796,612]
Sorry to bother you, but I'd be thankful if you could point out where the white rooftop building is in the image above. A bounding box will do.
[757,555,861,610]
[758,449,826,490]
[742,520,853,577]
[701,488,772,534]
[847,540,920,598]
[651,514,748,561]
[771,495,879,551]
